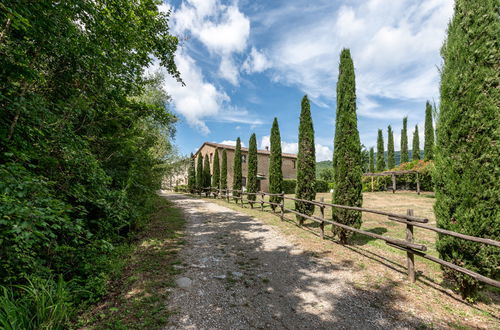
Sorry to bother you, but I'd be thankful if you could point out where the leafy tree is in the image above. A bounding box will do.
[361,145,370,173]
[212,149,220,189]
[332,49,363,243]
[196,155,203,191]
[232,137,242,196]
[376,129,386,171]
[220,149,228,190]
[401,117,409,163]
[295,95,316,222]
[247,134,258,201]
[203,154,211,190]
[319,168,334,182]
[188,153,196,193]
[269,118,283,209]
[434,0,499,299]
[412,125,420,161]
[369,147,375,172]
[424,101,435,160]
[387,125,395,169]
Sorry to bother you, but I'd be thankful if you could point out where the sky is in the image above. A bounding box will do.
[158,0,454,161]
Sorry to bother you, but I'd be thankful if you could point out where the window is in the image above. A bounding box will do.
[292,160,296,169]
[242,177,247,187]
[242,155,247,163]
[210,153,213,163]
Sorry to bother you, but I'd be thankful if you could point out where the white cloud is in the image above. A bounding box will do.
[260,136,332,161]
[242,47,271,74]
[219,140,246,147]
[219,56,239,85]
[315,144,332,161]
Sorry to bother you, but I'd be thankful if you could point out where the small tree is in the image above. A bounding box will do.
[247,133,258,202]
[401,117,409,163]
[220,149,228,190]
[332,49,363,243]
[369,147,375,172]
[203,154,211,193]
[376,129,385,171]
[187,153,196,193]
[269,118,283,209]
[232,137,242,196]
[212,149,220,189]
[387,125,395,169]
[424,101,434,160]
[196,154,203,192]
[412,125,420,161]
[295,95,316,223]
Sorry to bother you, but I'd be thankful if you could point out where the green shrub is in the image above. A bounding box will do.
[174,185,187,192]
[282,179,297,194]
[315,180,329,193]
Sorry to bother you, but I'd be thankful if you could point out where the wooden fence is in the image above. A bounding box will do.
[180,187,500,289]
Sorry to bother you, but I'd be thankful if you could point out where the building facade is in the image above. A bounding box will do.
[194,142,297,192]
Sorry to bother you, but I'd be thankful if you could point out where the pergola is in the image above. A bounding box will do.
[363,170,421,194]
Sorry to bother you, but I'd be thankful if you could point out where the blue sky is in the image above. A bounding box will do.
[158,0,454,161]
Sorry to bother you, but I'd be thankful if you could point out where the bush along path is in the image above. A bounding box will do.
[76,196,185,329]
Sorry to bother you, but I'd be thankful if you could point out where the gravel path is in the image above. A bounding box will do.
[163,193,425,330]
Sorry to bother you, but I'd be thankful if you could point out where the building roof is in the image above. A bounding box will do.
[195,142,297,159]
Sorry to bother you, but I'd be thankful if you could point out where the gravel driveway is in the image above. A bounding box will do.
[163,193,426,330]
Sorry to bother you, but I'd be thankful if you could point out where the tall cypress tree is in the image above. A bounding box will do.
[247,133,258,202]
[295,95,316,223]
[187,153,196,193]
[412,125,420,161]
[220,149,228,190]
[269,118,283,209]
[387,125,395,169]
[435,0,498,299]
[232,137,242,196]
[196,154,203,191]
[212,149,220,189]
[369,147,375,173]
[424,101,435,160]
[332,49,363,243]
[376,129,385,171]
[401,117,409,163]
[203,154,211,191]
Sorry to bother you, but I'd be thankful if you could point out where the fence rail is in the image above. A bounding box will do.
[178,186,500,290]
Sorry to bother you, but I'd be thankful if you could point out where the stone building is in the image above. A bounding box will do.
[194,142,297,192]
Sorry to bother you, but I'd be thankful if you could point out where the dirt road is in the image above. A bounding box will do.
[163,193,428,329]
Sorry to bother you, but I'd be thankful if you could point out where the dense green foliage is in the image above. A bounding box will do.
[387,126,395,169]
[315,180,329,193]
[376,129,386,171]
[283,179,297,194]
[203,154,211,190]
[401,117,409,163]
[424,101,435,160]
[220,150,228,190]
[318,167,334,182]
[412,125,420,161]
[434,0,499,299]
[212,150,220,189]
[369,147,375,172]
[232,138,242,196]
[269,118,283,208]
[188,154,196,193]
[247,134,258,201]
[332,49,363,243]
[196,155,203,190]
[295,95,316,221]
[316,160,332,176]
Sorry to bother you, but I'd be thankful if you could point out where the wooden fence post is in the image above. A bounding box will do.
[406,209,416,282]
[392,174,396,194]
[260,192,264,211]
[280,192,284,221]
[227,190,230,203]
[320,197,325,239]
[416,173,420,195]
[371,177,374,192]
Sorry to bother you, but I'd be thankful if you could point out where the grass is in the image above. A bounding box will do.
[76,196,185,329]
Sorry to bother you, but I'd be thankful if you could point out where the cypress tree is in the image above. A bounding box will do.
[412,125,420,161]
[212,149,220,189]
[332,49,363,243]
[196,154,203,192]
[369,147,375,173]
[401,117,409,163]
[247,133,258,202]
[203,154,211,191]
[269,118,283,209]
[435,0,499,299]
[220,149,228,190]
[295,95,316,223]
[424,101,435,160]
[232,137,242,196]
[187,153,196,193]
[376,129,385,171]
[387,125,395,169]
